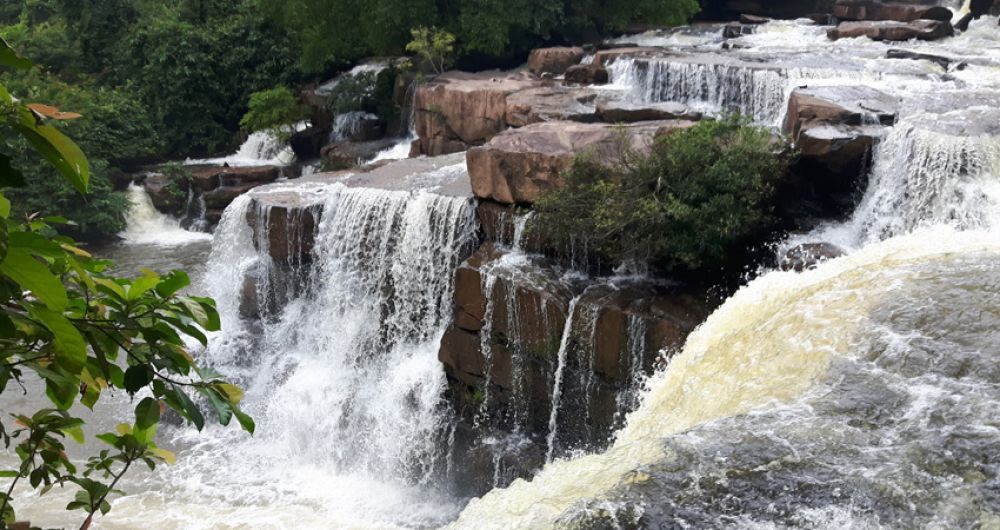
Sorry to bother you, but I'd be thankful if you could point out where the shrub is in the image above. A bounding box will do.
[240,86,306,143]
[405,26,455,75]
[533,118,792,271]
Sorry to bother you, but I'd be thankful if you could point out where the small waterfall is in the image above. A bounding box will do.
[187,126,303,167]
[119,183,213,245]
[607,57,877,125]
[545,296,582,463]
[328,111,379,143]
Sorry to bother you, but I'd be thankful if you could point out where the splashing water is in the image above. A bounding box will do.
[119,184,213,245]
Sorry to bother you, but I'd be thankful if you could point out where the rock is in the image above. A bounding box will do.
[780,243,846,271]
[467,120,692,205]
[954,12,974,31]
[106,168,133,191]
[216,166,281,187]
[527,47,586,75]
[142,173,187,215]
[740,13,771,24]
[827,20,954,41]
[203,184,260,209]
[245,192,319,265]
[321,138,398,168]
[563,64,609,85]
[413,71,542,156]
[591,47,663,67]
[784,85,898,138]
[439,326,486,387]
[724,23,758,38]
[806,13,835,25]
[596,99,703,123]
[885,48,952,69]
[289,125,326,159]
[832,0,954,22]
[796,124,883,183]
[505,86,600,127]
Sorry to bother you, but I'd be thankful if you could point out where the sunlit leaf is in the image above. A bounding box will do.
[26,103,83,120]
[0,247,68,311]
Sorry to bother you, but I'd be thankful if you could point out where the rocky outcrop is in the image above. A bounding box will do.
[885,48,953,69]
[831,0,953,22]
[827,20,954,41]
[564,64,609,85]
[143,173,187,216]
[321,138,397,168]
[467,120,696,205]
[724,22,759,38]
[784,85,898,137]
[505,86,600,127]
[596,99,703,123]
[528,47,586,75]
[412,71,542,156]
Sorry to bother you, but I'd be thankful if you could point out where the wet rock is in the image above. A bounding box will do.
[505,86,600,127]
[203,184,260,209]
[596,99,703,123]
[413,71,542,156]
[288,125,326,159]
[885,48,952,69]
[807,13,835,25]
[832,0,954,22]
[142,173,188,215]
[320,138,398,168]
[591,47,664,67]
[106,167,133,191]
[784,85,898,137]
[439,326,486,387]
[954,12,975,32]
[780,242,846,271]
[723,23,758,38]
[740,14,771,24]
[467,120,691,205]
[827,20,954,41]
[245,192,319,265]
[188,165,280,194]
[563,64,609,85]
[527,47,586,75]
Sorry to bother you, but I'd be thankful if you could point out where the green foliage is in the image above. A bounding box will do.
[265,0,700,72]
[534,118,792,271]
[240,86,306,143]
[405,27,455,75]
[0,39,251,528]
[324,66,400,126]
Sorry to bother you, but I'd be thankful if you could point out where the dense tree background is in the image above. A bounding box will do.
[0,0,700,240]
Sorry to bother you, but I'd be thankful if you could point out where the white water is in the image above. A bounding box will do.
[186,126,303,167]
[544,296,582,463]
[119,184,212,245]
[372,136,417,162]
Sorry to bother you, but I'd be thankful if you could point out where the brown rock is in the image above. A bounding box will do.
[321,138,398,168]
[591,47,664,68]
[527,47,586,75]
[740,13,771,24]
[563,64,609,85]
[439,326,486,387]
[784,85,898,139]
[796,124,882,180]
[142,173,187,215]
[885,48,952,69]
[467,120,692,205]
[827,20,954,41]
[723,22,758,38]
[832,0,953,22]
[413,71,542,156]
[505,86,600,127]
[203,184,261,209]
[596,99,703,123]
[245,193,318,265]
[780,242,846,271]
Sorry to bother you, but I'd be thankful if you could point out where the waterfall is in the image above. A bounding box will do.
[329,111,380,143]
[607,58,867,125]
[447,228,1000,529]
[119,183,213,245]
[544,296,581,463]
[186,126,302,167]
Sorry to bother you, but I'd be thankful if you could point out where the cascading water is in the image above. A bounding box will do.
[119,183,213,245]
[186,127,302,167]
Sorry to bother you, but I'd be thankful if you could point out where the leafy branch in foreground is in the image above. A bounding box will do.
[0,37,252,530]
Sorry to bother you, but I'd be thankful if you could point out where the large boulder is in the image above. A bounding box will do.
[563,64,610,85]
[832,0,954,22]
[142,173,188,215]
[827,20,954,41]
[505,86,600,127]
[783,85,898,138]
[412,71,542,156]
[596,99,703,123]
[321,138,398,169]
[527,47,586,75]
[466,120,695,205]
[780,242,846,271]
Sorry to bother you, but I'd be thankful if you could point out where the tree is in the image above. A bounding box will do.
[405,27,455,75]
[0,38,252,529]
[534,118,792,272]
[239,86,306,143]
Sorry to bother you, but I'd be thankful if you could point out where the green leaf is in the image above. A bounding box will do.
[28,304,86,373]
[127,271,160,302]
[200,386,232,426]
[0,247,68,311]
[0,36,32,70]
[9,230,65,258]
[123,365,153,394]
[134,397,160,431]
[178,297,211,329]
[155,270,190,297]
[233,408,255,435]
[15,110,90,194]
